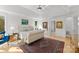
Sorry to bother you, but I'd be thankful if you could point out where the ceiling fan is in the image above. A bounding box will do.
[37,5,42,10]
[37,5,47,10]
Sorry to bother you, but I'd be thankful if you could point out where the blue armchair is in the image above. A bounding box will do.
[0,32,9,45]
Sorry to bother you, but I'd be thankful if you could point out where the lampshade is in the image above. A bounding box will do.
[10,26,14,30]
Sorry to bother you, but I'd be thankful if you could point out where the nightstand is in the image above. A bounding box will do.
[8,33,20,47]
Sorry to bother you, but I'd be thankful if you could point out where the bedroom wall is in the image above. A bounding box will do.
[0,11,32,34]
[51,17,66,37]
[41,18,49,36]
[65,17,74,34]
[32,16,73,37]
[32,17,49,36]
[48,16,75,37]
[78,17,79,36]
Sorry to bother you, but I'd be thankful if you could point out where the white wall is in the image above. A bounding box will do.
[48,16,75,37]
[32,17,74,37]
[0,11,32,34]
[65,17,74,34]
[32,18,48,29]
[32,18,42,29]
[31,17,50,36]
[55,17,66,37]
[78,17,79,36]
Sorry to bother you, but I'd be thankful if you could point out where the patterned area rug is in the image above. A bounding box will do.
[20,38,64,53]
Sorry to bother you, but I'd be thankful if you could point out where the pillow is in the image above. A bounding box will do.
[0,34,3,39]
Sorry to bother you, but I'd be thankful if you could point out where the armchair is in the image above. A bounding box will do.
[0,32,9,45]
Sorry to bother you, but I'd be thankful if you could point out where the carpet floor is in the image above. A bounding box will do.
[19,38,65,53]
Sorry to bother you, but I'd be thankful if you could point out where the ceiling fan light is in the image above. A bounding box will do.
[38,7,42,9]
[37,5,42,10]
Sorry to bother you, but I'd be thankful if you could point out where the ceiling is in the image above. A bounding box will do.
[20,5,79,17]
[0,5,79,18]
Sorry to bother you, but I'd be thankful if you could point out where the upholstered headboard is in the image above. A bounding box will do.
[19,26,34,32]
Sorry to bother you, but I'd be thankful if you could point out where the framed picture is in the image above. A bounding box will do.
[35,21,37,26]
[43,22,48,29]
[56,21,63,29]
[0,16,5,32]
[21,19,28,25]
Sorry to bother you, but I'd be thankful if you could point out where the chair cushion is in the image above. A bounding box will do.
[0,32,5,34]
[0,31,9,45]
[0,40,3,42]
[0,36,9,45]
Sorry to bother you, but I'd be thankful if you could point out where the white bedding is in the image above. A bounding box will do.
[19,30,44,42]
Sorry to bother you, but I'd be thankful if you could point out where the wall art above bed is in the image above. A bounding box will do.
[21,19,28,25]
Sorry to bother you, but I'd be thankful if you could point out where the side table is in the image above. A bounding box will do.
[8,33,20,47]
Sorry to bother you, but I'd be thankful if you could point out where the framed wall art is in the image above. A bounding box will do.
[21,19,28,25]
[56,21,63,29]
[43,22,48,29]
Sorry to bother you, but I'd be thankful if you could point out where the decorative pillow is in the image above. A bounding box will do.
[0,34,3,39]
